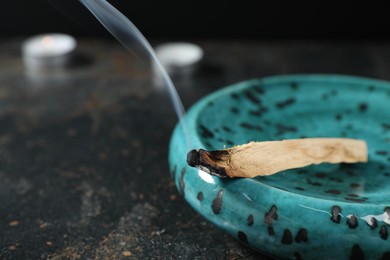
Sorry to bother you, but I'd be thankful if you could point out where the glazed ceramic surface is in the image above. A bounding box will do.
[169,75,390,259]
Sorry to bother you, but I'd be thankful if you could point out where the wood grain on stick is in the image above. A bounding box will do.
[187,138,368,178]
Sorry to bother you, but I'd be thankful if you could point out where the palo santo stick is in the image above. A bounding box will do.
[187,138,368,178]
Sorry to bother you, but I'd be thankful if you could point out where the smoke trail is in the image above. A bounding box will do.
[79,0,189,144]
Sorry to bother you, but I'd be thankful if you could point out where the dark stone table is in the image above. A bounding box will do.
[1,38,390,259]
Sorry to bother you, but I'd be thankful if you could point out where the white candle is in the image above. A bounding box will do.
[155,42,203,68]
[153,42,203,83]
[22,33,77,71]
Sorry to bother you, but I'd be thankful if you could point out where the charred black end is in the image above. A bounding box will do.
[205,164,229,178]
[206,150,230,161]
[187,149,201,167]
[186,149,230,178]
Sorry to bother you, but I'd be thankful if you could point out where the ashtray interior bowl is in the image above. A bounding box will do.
[169,75,390,259]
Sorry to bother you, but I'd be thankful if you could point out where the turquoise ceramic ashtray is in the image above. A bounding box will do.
[169,75,390,259]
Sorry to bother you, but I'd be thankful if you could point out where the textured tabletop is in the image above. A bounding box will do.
[1,38,390,259]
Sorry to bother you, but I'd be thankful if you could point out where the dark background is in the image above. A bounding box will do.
[1,1,389,40]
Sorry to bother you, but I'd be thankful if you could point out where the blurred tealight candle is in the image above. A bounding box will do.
[22,33,77,73]
[153,42,203,85]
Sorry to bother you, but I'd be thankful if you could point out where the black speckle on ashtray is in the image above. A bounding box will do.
[253,85,265,95]
[350,244,364,260]
[264,205,278,224]
[230,93,239,100]
[275,97,296,109]
[275,123,298,136]
[197,192,203,201]
[203,142,212,149]
[335,113,343,121]
[237,231,248,244]
[358,103,368,112]
[264,205,277,236]
[306,178,322,187]
[245,90,261,105]
[345,124,354,130]
[347,215,359,229]
[328,177,343,183]
[381,123,390,132]
[367,217,378,230]
[345,197,368,203]
[267,226,275,236]
[247,214,254,226]
[230,107,239,114]
[350,183,360,188]
[295,228,308,243]
[330,205,342,223]
[211,189,223,214]
[321,93,329,101]
[239,122,263,132]
[290,82,299,90]
[376,150,388,156]
[294,251,303,260]
[380,225,388,240]
[226,140,234,146]
[222,126,233,133]
[199,124,214,139]
[325,189,341,195]
[281,229,293,245]
[315,172,326,179]
[248,106,268,117]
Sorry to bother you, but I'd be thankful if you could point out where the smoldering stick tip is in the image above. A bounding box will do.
[186,149,230,178]
[187,149,201,167]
